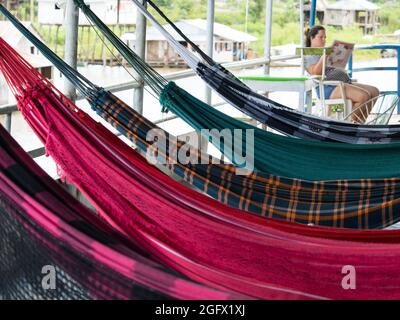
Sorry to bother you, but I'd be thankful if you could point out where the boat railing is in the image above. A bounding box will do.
[348,44,400,112]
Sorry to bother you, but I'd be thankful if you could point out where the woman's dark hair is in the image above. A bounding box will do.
[305,25,325,47]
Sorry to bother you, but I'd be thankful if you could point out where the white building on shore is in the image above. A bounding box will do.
[37,0,137,25]
[121,19,257,67]
[0,21,54,105]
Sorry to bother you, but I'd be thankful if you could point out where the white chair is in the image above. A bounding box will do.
[297,47,352,120]
[343,93,399,124]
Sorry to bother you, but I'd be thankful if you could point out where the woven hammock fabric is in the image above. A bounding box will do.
[6,39,400,300]
[0,126,239,300]
[126,0,400,144]
[1,13,400,228]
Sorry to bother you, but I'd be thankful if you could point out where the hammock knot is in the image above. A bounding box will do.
[88,87,107,111]
[160,81,177,113]
[22,85,41,102]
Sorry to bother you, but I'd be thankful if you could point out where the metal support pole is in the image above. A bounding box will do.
[348,54,353,79]
[117,0,121,24]
[30,0,34,23]
[397,47,400,113]
[310,0,317,27]
[5,114,11,132]
[299,0,306,109]
[245,0,249,33]
[264,0,272,75]
[133,0,147,114]
[300,0,305,75]
[205,0,215,105]
[64,0,79,103]
[299,0,304,47]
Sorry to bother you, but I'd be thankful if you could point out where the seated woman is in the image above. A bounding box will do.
[304,25,379,123]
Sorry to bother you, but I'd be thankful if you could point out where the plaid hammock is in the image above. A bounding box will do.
[93,88,400,229]
[6,42,400,300]
[0,126,238,299]
[127,0,400,144]
[2,15,400,228]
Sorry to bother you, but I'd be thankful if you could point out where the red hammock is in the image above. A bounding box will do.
[0,125,240,299]
[2,38,400,299]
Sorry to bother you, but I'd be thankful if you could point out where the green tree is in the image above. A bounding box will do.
[248,0,264,22]
[153,0,173,7]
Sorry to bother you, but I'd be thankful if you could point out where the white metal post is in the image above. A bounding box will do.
[5,114,11,132]
[205,0,215,105]
[64,0,79,102]
[299,0,305,50]
[264,0,273,75]
[30,0,34,23]
[133,0,147,114]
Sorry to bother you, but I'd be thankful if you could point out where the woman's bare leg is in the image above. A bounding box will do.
[329,84,371,122]
[351,83,380,99]
[351,83,380,114]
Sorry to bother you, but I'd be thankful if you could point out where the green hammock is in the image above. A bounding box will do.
[160,82,400,180]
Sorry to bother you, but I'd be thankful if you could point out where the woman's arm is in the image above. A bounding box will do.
[307,55,325,76]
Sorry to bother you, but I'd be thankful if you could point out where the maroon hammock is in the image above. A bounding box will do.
[2,38,400,299]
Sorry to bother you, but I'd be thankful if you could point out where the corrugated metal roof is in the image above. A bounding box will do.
[327,0,379,11]
[185,19,257,42]
[123,19,257,42]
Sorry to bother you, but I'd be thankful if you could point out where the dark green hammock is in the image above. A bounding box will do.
[160,82,400,180]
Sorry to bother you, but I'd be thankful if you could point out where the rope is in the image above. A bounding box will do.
[74,0,168,98]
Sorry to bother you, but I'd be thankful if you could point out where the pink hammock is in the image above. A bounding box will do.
[2,38,400,299]
[0,126,239,299]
